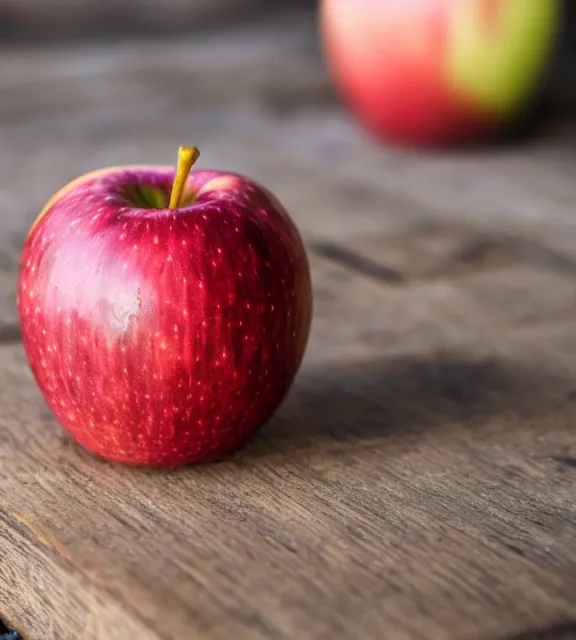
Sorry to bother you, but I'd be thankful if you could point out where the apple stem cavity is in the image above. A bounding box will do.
[169,146,200,209]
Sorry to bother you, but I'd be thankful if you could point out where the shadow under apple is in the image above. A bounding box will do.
[243,350,575,459]
[57,349,576,470]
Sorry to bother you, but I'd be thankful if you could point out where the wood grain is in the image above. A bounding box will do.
[1,11,576,640]
[0,0,315,41]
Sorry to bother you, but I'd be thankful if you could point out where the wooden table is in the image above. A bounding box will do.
[1,12,575,640]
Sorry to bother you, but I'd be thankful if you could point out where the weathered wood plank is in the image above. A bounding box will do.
[0,0,314,40]
[2,236,576,639]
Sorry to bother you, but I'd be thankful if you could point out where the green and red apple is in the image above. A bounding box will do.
[321,0,561,146]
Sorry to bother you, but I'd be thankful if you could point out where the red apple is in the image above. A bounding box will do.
[320,0,560,146]
[18,147,312,467]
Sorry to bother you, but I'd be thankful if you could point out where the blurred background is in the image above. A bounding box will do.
[0,0,574,227]
[0,0,318,41]
[0,0,574,207]
[0,0,575,402]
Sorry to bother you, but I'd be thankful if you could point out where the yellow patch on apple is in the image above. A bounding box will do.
[199,175,242,196]
[446,0,560,118]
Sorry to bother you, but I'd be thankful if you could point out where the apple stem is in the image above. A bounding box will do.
[169,146,200,209]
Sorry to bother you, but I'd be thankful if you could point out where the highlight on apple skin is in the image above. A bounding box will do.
[17,148,313,468]
[320,0,561,147]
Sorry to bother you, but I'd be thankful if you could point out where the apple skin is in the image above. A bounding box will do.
[320,0,560,146]
[18,166,312,467]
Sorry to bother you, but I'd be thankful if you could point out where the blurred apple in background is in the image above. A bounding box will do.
[320,0,562,147]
